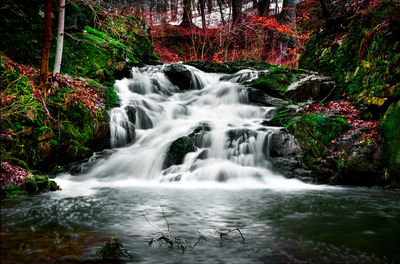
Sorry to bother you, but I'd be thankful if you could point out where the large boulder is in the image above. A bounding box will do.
[245,73,304,99]
[284,74,336,103]
[163,64,193,90]
[330,131,382,186]
[265,129,313,180]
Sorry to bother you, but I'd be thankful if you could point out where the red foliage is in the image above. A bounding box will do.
[3,56,104,118]
[304,101,381,144]
[0,162,31,189]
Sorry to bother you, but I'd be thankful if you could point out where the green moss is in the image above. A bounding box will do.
[1,175,60,198]
[287,114,351,160]
[0,55,110,171]
[299,3,400,106]
[246,73,304,94]
[381,100,400,181]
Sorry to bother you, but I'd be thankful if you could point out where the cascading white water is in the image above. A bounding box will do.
[58,64,327,192]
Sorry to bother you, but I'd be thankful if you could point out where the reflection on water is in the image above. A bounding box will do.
[2,187,400,263]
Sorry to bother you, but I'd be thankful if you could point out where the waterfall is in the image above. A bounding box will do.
[58,64,322,190]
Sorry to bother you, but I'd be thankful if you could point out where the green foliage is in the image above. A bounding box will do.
[186,60,274,73]
[287,114,351,160]
[381,100,400,180]
[0,55,109,171]
[299,3,400,106]
[1,175,59,198]
[246,73,304,93]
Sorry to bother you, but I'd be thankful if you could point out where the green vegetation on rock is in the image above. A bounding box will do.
[287,114,351,172]
[381,100,400,182]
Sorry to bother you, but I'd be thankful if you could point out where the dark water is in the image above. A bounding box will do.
[2,186,400,263]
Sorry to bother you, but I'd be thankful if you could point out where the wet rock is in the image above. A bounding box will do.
[226,129,257,144]
[248,88,289,107]
[163,136,196,169]
[164,64,193,90]
[245,72,304,99]
[265,130,313,180]
[330,132,382,186]
[185,60,273,74]
[136,107,153,129]
[125,106,137,124]
[262,106,299,127]
[284,74,335,103]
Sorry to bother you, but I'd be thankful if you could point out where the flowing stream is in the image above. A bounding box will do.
[1,64,400,263]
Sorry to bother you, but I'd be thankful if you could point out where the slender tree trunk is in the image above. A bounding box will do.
[232,0,242,24]
[39,0,52,95]
[206,0,213,13]
[53,0,65,76]
[199,0,207,32]
[180,0,193,27]
[258,0,270,16]
[217,0,225,25]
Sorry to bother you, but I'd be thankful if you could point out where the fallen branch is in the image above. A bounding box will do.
[144,207,206,252]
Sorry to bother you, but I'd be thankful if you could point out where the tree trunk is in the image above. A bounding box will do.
[180,0,193,27]
[39,0,52,95]
[258,0,270,16]
[217,0,225,25]
[206,0,213,13]
[281,0,296,25]
[232,0,242,24]
[199,0,207,32]
[53,0,65,76]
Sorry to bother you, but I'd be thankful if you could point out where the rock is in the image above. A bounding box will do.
[113,61,132,80]
[248,88,289,107]
[188,122,212,148]
[135,107,153,129]
[262,106,299,127]
[125,106,136,124]
[163,137,196,169]
[380,99,400,181]
[329,131,382,186]
[164,64,193,90]
[265,129,313,180]
[185,60,273,74]
[244,72,305,99]
[284,74,336,102]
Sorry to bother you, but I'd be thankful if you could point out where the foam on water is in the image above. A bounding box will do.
[59,64,332,195]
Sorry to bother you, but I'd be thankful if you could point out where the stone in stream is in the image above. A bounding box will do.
[163,64,193,90]
[266,129,313,181]
[125,105,136,124]
[163,136,196,169]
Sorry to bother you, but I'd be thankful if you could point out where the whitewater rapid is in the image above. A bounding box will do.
[57,64,330,195]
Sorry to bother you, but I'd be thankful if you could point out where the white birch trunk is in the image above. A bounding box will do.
[53,0,65,76]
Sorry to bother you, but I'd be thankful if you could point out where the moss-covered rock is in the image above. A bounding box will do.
[245,73,304,99]
[185,60,275,73]
[1,175,60,199]
[163,137,196,169]
[287,114,352,178]
[381,99,400,182]
[0,55,111,172]
[299,3,400,112]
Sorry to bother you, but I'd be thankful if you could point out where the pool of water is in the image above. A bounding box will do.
[2,185,400,263]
